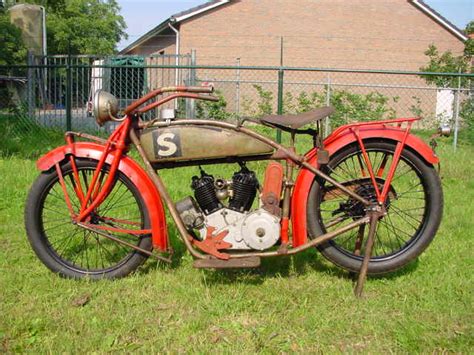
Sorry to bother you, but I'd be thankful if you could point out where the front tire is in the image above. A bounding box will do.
[25,159,152,279]
[307,140,443,275]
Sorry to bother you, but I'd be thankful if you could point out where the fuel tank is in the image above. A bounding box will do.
[139,125,274,163]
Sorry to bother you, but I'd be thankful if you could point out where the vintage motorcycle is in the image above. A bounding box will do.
[24,85,443,295]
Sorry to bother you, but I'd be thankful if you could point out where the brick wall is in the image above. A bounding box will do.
[178,0,464,69]
[128,0,467,124]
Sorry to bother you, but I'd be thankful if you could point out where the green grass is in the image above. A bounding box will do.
[0,124,473,352]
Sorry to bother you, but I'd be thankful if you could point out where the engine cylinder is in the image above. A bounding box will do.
[229,168,259,212]
[191,174,221,214]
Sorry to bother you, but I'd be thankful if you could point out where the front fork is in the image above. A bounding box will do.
[54,118,154,238]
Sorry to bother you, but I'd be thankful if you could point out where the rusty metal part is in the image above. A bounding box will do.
[140,120,371,207]
[270,148,293,161]
[137,92,219,114]
[151,154,273,170]
[65,131,108,144]
[139,125,274,163]
[280,162,294,244]
[192,226,232,260]
[261,162,284,216]
[129,128,207,260]
[354,224,366,256]
[317,149,330,165]
[125,86,213,115]
[77,222,172,263]
[354,212,379,297]
[193,256,261,269]
[131,118,373,261]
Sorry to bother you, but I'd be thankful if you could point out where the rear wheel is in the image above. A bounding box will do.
[307,140,443,274]
[25,159,152,279]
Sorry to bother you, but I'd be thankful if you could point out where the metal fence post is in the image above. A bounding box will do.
[325,72,331,137]
[66,48,72,131]
[235,57,241,115]
[277,68,284,143]
[27,52,35,120]
[187,50,197,118]
[453,71,462,151]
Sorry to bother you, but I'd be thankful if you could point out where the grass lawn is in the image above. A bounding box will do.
[0,120,473,352]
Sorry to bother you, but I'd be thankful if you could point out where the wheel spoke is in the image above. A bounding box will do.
[312,143,433,264]
[38,163,147,276]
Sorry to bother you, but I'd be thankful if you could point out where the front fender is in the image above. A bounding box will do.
[37,142,168,251]
[291,125,439,247]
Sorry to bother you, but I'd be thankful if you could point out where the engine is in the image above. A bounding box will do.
[175,165,281,251]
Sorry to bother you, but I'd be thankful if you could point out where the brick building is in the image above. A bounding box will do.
[120,0,468,122]
[120,0,466,69]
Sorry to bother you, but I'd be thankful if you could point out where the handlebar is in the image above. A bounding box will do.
[184,86,214,94]
[124,85,214,115]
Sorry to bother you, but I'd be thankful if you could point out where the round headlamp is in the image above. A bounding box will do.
[93,90,119,126]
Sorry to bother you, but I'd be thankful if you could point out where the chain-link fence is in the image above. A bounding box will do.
[1,60,472,151]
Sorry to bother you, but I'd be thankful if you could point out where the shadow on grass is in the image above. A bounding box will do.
[199,251,420,286]
[0,114,64,159]
[139,227,421,285]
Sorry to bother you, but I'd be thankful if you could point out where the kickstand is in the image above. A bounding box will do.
[354,212,378,298]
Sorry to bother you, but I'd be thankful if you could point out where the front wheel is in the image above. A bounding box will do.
[307,140,443,275]
[24,158,152,279]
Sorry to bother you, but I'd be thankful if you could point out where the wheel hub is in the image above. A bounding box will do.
[335,182,391,218]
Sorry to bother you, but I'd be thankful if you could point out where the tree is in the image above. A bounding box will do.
[45,0,127,55]
[7,0,127,55]
[0,7,27,68]
[419,22,474,142]
[420,21,473,88]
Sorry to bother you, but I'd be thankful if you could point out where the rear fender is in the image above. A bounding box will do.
[291,125,439,247]
[37,142,168,251]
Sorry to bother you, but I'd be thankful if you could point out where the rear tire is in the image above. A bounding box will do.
[307,140,443,275]
[25,159,152,279]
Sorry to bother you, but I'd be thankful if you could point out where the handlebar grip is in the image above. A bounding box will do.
[186,86,214,94]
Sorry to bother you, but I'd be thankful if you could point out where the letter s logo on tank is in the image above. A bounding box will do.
[152,130,182,158]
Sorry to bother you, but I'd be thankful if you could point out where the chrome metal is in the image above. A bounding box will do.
[93,90,119,126]
[439,123,451,137]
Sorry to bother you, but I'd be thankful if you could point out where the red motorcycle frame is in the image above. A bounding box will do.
[31,86,440,296]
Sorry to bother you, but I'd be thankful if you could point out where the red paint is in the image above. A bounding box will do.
[192,226,231,260]
[55,163,75,218]
[77,119,131,221]
[262,162,284,202]
[280,217,289,245]
[291,123,439,247]
[36,141,169,251]
[352,128,382,201]
[378,123,413,203]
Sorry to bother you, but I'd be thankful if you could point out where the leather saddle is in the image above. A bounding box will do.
[260,106,335,132]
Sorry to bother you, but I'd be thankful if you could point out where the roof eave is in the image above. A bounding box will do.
[120,0,230,54]
[119,19,170,54]
[411,0,468,42]
[171,0,230,23]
